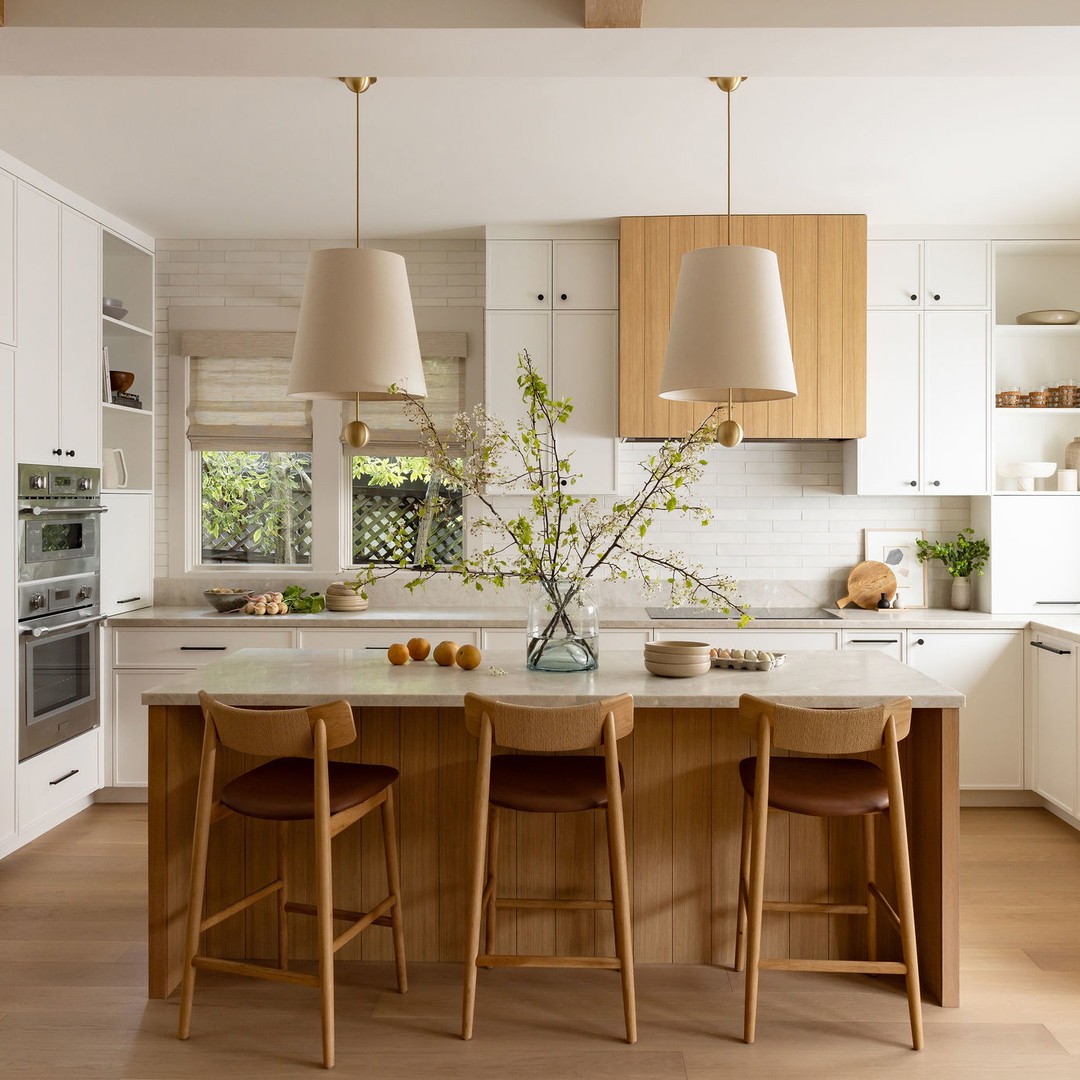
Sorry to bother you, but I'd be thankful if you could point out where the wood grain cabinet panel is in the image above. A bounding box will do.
[619,214,866,440]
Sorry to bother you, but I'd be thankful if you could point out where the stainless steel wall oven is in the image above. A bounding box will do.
[17,464,106,761]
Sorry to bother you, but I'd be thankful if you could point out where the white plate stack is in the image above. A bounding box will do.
[324,582,370,612]
[644,640,713,678]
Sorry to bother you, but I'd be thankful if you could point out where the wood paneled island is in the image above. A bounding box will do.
[144,649,962,1005]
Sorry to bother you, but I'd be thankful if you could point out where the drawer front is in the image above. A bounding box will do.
[841,630,904,663]
[114,627,297,667]
[297,628,480,650]
[18,729,100,830]
[482,628,651,653]
[706,630,840,653]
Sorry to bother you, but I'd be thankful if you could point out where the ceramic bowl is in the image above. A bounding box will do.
[103,298,129,320]
[645,640,713,655]
[203,589,250,612]
[1016,309,1080,325]
[109,370,135,394]
[644,657,712,678]
[997,461,1058,491]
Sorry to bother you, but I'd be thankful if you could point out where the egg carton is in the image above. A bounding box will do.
[712,651,786,672]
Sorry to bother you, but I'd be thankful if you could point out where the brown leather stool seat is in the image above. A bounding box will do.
[490,754,624,813]
[738,756,888,817]
[221,758,399,821]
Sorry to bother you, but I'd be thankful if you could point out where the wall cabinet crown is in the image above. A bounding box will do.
[868,240,990,309]
[619,214,866,440]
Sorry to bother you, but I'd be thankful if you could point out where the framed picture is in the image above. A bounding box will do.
[864,529,927,608]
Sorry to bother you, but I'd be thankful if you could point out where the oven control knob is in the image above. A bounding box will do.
[78,586,94,600]
[77,477,92,491]
[29,593,46,610]
[29,474,46,490]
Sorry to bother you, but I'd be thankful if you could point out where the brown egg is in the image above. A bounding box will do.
[387,643,410,665]
[456,644,482,670]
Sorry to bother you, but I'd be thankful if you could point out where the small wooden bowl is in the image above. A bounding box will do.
[110,370,135,394]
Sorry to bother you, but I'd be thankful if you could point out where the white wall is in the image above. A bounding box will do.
[154,237,970,609]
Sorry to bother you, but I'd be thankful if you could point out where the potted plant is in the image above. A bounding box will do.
[915,529,990,610]
[349,350,746,670]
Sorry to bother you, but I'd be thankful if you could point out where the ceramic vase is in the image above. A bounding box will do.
[950,576,972,611]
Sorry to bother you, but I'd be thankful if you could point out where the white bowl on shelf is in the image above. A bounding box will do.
[997,461,1058,491]
[1016,309,1080,326]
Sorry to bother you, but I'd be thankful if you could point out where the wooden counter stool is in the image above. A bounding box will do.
[461,691,636,1043]
[734,693,923,1050]
[178,691,407,1070]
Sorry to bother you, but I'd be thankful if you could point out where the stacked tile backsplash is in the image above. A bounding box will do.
[154,238,969,610]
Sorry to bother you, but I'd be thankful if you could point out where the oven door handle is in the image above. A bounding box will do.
[20,505,108,516]
[21,614,106,638]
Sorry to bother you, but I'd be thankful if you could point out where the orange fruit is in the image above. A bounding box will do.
[387,643,410,665]
[432,640,459,667]
[407,637,431,661]
[456,644,482,670]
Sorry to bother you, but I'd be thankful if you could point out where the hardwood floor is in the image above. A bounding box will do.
[1,804,1079,1077]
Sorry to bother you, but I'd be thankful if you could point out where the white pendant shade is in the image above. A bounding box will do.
[660,245,796,403]
[288,246,426,401]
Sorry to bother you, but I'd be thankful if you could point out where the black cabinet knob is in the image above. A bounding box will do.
[65,450,75,457]
[931,480,941,487]
[908,480,918,487]
[559,479,568,486]
[52,448,62,456]
[914,638,925,646]
[932,293,941,301]
[537,294,545,301]
[560,293,567,301]
[909,294,918,301]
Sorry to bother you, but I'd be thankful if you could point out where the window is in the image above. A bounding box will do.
[178,328,469,574]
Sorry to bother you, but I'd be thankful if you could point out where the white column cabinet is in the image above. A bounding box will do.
[99,493,153,615]
[867,240,989,309]
[0,171,14,347]
[906,629,1024,790]
[1030,634,1078,817]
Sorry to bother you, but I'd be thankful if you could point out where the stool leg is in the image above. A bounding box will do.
[607,796,637,1043]
[484,806,500,956]
[863,814,877,964]
[734,791,752,972]
[462,725,492,1041]
[178,737,216,1041]
[743,792,769,1045]
[380,787,408,994]
[315,792,335,1067]
[887,804,924,1050]
[277,821,289,971]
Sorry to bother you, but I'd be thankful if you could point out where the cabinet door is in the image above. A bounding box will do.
[15,183,61,464]
[0,350,14,848]
[99,493,153,615]
[552,311,617,494]
[852,311,921,494]
[1031,636,1078,814]
[553,240,618,310]
[0,171,14,347]
[923,241,989,308]
[867,241,921,308]
[907,630,1024,789]
[922,311,989,495]
[112,668,193,787]
[59,207,101,465]
[486,240,552,310]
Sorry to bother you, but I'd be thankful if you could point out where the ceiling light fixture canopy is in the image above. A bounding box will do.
[288,76,426,449]
[659,76,796,448]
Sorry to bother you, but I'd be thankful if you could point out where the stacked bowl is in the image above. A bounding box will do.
[644,640,713,678]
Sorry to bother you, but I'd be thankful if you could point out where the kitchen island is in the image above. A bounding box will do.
[143,649,963,1006]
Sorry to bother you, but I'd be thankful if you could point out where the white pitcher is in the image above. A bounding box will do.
[102,447,128,489]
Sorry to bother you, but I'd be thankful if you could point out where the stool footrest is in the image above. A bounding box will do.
[476,954,621,970]
[495,898,614,912]
[762,900,869,916]
[192,955,319,987]
[758,958,906,975]
[200,879,283,933]
[284,899,393,925]
[868,882,902,931]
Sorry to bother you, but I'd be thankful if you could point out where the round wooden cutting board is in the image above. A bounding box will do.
[836,560,897,609]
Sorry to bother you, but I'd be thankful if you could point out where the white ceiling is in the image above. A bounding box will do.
[1,3,1080,240]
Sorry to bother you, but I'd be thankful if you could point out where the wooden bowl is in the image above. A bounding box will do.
[109,370,135,394]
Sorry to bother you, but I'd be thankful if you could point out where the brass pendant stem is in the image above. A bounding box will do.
[709,76,747,246]
[355,87,360,248]
[338,76,377,250]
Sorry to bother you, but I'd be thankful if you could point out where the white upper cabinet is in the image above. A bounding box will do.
[485,309,552,426]
[99,492,153,615]
[868,240,989,309]
[0,171,14,347]
[487,240,618,310]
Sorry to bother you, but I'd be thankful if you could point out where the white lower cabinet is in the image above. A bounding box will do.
[111,668,194,788]
[298,627,479,650]
[719,630,839,653]
[481,627,649,655]
[1030,633,1078,816]
[17,729,100,834]
[99,493,153,615]
[905,629,1024,790]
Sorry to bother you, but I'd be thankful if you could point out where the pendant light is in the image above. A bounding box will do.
[288,76,426,449]
[660,77,796,448]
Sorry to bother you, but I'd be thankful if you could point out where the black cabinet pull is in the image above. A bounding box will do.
[179,645,228,651]
[49,769,79,786]
[1031,640,1072,655]
[849,639,898,644]
[117,597,142,604]
[65,450,75,457]
[1035,601,1080,605]
[52,448,63,456]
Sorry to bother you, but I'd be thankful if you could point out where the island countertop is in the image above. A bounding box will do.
[141,647,966,709]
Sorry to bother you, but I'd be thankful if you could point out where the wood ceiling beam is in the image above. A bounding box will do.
[584,1,643,29]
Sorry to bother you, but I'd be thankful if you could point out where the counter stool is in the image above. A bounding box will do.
[461,692,636,1043]
[734,693,923,1050]
[178,691,407,1070]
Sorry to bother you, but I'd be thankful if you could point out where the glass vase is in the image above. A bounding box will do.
[950,575,972,611]
[526,581,599,672]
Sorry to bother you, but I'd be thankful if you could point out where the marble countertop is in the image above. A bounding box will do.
[141,648,966,709]
[110,604,1034,631]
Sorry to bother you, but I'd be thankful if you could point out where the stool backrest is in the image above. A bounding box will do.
[198,691,356,757]
[463,692,634,751]
[737,693,912,755]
